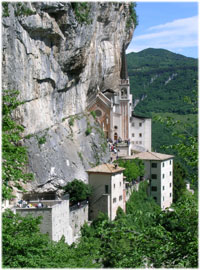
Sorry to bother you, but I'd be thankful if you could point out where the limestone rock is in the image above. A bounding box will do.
[2,2,135,193]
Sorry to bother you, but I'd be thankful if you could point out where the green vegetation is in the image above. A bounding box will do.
[115,158,144,182]
[127,48,197,115]
[173,162,187,203]
[15,2,36,17]
[126,3,138,30]
[36,135,46,145]
[78,151,83,162]
[62,179,92,205]
[90,110,96,120]
[3,180,197,268]
[85,122,92,136]
[71,2,91,24]
[68,116,75,126]
[2,90,33,200]
[24,133,34,139]
[2,2,9,17]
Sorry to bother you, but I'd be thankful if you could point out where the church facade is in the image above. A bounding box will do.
[87,44,151,154]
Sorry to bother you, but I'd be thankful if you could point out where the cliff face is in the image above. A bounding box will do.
[2,2,134,193]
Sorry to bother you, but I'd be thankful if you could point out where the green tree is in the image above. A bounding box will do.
[2,90,33,200]
[173,162,187,202]
[2,209,50,268]
[116,158,144,182]
[62,179,92,204]
[154,85,198,187]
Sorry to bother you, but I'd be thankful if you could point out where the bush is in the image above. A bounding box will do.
[62,179,92,204]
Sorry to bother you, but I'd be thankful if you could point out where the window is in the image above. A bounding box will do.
[139,123,142,127]
[163,196,165,201]
[120,182,121,187]
[170,171,172,176]
[170,183,172,188]
[95,109,102,117]
[119,195,122,201]
[132,123,134,127]
[162,162,165,167]
[105,185,109,194]
[151,186,157,191]
[163,186,165,191]
[139,133,142,137]
[139,141,142,144]
[170,193,172,197]
[152,163,157,168]
[132,133,135,137]
[151,174,157,179]
[162,174,165,179]
[114,184,115,189]
[113,198,117,203]
[114,125,118,129]
[153,197,157,202]
[170,160,172,165]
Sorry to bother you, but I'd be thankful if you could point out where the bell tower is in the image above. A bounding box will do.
[119,44,131,141]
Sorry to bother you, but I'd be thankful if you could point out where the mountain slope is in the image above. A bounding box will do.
[127,48,198,116]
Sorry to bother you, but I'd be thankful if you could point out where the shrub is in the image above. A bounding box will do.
[62,179,92,204]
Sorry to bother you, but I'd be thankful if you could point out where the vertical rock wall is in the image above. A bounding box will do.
[2,2,135,193]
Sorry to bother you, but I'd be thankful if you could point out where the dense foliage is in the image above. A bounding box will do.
[3,181,197,268]
[127,48,197,116]
[115,158,144,182]
[2,90,33,200]
[62,179,92,204]
[127,49,198,185]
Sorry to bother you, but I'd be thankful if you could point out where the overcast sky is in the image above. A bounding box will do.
[127,2,199,58]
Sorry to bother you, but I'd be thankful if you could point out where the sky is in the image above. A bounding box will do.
[127,2,199,58]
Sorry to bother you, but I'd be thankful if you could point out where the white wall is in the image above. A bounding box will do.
[160,159,173,209]
[130,117,152,152]
[70,204,88,237]
[51,200,73,244]
[88,171,124,221]
[16,199,73,245]
[88,173,111,220]
[111,172,124,220]
[145,159,173,209]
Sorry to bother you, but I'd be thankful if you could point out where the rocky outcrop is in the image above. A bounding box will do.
[2,2,134,193]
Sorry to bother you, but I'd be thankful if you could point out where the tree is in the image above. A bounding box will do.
[2,90,33,200]
[62,179,92,204]
[154,84,198,188]
[116,158,144,182]
[173,162,187,202]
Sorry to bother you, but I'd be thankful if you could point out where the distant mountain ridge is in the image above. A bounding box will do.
[127,48,198,116]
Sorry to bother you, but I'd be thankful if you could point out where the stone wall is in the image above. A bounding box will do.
[16,207,53,238]
[16,199,73,245]
[69,202,89,238]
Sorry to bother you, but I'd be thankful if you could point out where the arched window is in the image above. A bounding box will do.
[114,132,118,141]
[114,125,118,129]
[95,109,102,117]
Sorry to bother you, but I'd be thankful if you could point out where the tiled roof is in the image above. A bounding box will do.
[122,151,174,161]
[87,163,125,174]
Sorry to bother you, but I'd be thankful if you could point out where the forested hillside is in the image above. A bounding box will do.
[127,48,198,115]
[127,48,198,156]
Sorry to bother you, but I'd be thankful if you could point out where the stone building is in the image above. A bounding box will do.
[122,152,174,209]
[16,195,73,244]
[87,163,125,221]
[87,44,152,155]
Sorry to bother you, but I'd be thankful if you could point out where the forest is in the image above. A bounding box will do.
[127,48,198,184]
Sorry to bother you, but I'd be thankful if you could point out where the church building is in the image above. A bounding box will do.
[87,44,151,155]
